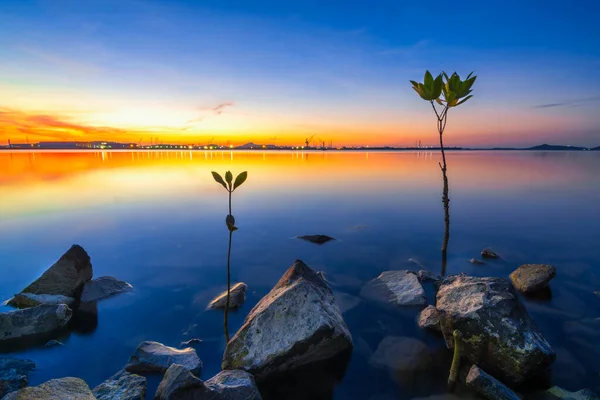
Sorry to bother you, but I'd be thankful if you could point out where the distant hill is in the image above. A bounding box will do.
[525,144,587,151]
[591,146,600,151]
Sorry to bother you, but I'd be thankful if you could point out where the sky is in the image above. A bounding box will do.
[0,0,599,148]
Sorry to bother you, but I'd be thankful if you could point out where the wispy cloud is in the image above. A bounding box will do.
[534,96,600,109]
[16,46,101,75]
[185,102,235,126]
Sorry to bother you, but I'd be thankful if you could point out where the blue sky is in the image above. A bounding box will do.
[0,0,599,146]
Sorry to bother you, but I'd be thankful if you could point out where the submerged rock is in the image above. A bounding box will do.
[436,275,555,384]
[6,293,76,309]
[369,336,432,374]
[417,306,441,331]
[207,282,247,310]
[0,358,36,398]
[155,365,262,400]
[222,260,352,380]
[418,270,442,282]
[125,341,202,375]
[297,235,335,245]
[481,249,499,259]
[155,363,203,399]
[360,270,426,306]
[466,365,520,400]
[180,339,202,347]
[2,377,95,400]
[8,245,92,301]
[93,369,146,400]
[546,386,600,400]
[44,340,65,348]
[509,264,556,293]
[470,259,485,265]
[0,304,72,344]
[333,292,362,314]
[81,276,133,303]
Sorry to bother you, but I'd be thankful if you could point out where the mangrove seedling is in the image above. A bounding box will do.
[410,71,477,270]
[211,170,248,342]
[447,329,463,391]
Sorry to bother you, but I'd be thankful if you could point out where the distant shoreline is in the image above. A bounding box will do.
[0,147,597,152]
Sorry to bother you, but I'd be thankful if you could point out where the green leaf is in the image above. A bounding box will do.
[455,95,473,107]
[225,171,233,184]
[432,74,443,99]
[409,80,420,88]
[424,70,433,88]
[211,171,227,190]
[233,171,248,191]
[435,98,444,106]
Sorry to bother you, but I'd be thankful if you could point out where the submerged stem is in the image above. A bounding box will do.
[224,229,233,343]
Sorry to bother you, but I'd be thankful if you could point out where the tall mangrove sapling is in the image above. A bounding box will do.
[410,71,476,267]
[211,170,248,342]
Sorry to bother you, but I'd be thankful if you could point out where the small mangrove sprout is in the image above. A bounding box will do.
[211,170,248,342]
[448,329,463,391]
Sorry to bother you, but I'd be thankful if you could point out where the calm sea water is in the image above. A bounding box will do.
[0,150,599,399]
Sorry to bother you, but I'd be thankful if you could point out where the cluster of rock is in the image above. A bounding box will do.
[2,259,353,399]
[0,245,133,348]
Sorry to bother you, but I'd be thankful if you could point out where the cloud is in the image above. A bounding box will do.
[16,46,101,75]
[185,102,235,126]
[534,96,600,108]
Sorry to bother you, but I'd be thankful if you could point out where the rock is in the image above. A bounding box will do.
[155,363,203,399]
[333,292,362,314]
[8,245,92,301]
[44,340,65,347]
[546,386,600,400]
[418,270,442,282]
[369,336,432,373]
[125,341,202,375]
[470,259,485,265]
[509,264,556,293]
[155,366,263,400]
[180,339,202,347]
[93,369,146,400]
[0,358,36,398]
[81,276,133,302]
[436,275,555,384]
[466,365,520,400]
[6,293,76,309]
[360,270,426,306]
[207,283,247,310]
[481,249,499,259]
[0,304,72,343]
[594,291,600,298]
[222,259,353,380]
[297,235,335,245]
[2,377,95,400]
[417,306,441,331]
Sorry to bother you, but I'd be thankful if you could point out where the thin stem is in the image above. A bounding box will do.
[224,229,232,343]
[228,191,232,216]
[448,330,463,391]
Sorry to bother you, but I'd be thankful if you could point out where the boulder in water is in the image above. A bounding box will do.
[436,275,555,384]
[6,293,76,309]
[2,377,95,400]
[125,341,202,375]
[207,282,247,310]
[360,270,426,306]
[81,276,133,302]
[417,306,441,331]
[509,264,556,293]
[0,304,72,344]
[466,365,520,400]
[222,260,352,381]
[92,369,146,400]
[297,235,335,245]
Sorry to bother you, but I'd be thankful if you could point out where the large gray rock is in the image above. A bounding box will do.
[155,363,204,399]
[509,264,556,293]
[156,365,262,400]
[0,358,36,398]
[207,283,247,310]
[436,275,555,384]
[8,245,92,302]
[125,341,202,375]
[360,270,426,306]
[0,304,72,343]
[466,365,520,400]
[417,306,441,331]
[6,293,76,309]
[222,260,353,380]
[81,276,133,303]
[369,336,432,374]
[2,377,95,399]
[92,369,146,400]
